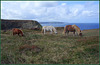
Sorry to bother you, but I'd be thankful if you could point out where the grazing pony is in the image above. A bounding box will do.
[41,26,57,34]
[63,24,82,36]
[12,28,24,36]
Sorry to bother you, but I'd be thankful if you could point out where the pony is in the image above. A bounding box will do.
[41,26,57,34]
[12,28,24,36]
[63,24,82,36]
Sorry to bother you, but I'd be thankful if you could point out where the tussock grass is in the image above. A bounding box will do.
[1,28,99,64]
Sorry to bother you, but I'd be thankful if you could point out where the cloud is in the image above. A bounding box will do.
[1,1,99,23]
[82,11,93,16]
[33,1,58,7]
[61,3,67,6]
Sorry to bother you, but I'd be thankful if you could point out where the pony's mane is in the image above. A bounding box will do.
[18,29,24,35]
[72,24,81,33]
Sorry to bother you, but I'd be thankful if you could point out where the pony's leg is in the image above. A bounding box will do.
[75,32,78,36]
[18,33,20,36]
[13,33,15,35]
[51,31,52,34]
[13,33,15,36]
[73,31,75,36]
[50,30,53,34]
[44,29,46,34]
[64,32,66,36]
[66,31,69,36]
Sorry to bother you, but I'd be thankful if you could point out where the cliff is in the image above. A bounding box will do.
[1,19,42,30]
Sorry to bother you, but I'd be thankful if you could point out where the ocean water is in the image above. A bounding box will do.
[39,22,99,30]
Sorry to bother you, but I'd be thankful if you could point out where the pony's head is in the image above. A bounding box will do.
[54,29,57,34]
[72,24,82,36]
[22,34,24,36]
[20,30,24,36]
[52,27,58,34]
[54,29,58,34]
[55,31,58,34]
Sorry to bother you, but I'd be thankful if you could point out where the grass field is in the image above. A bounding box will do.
[1,27,99,64]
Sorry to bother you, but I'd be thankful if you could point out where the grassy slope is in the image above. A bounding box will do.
[1,28,99,64]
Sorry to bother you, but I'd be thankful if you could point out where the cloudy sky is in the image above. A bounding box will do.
[1,1,99,23]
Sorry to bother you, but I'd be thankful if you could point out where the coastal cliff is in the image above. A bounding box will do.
[1,19,42,30]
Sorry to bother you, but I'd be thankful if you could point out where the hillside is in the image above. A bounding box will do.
[1,28,99,64]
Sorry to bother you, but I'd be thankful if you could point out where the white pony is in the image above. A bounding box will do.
[41,26,57,34]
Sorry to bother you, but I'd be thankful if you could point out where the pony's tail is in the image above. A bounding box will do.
[63,26,66,34]
[41,28,43,33]
[12,28,15,31]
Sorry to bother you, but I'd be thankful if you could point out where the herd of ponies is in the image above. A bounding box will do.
[12,24,82,37]
[10,24,83,51]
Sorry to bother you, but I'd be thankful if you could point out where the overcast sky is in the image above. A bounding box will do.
[1,1,99,23]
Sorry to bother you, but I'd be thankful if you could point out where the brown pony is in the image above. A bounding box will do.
[63,24,82,36]
[12,28,24,36]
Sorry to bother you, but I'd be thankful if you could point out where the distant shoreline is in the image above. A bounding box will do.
[55,27,99,31]
[40,23,99,30]
[39,22,99,24]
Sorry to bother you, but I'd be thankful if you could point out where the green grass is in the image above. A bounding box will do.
[1,28,99,64]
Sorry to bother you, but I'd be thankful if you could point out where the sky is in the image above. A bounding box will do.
[1,1,99,23]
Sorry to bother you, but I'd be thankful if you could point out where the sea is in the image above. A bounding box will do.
[39,22,99,30]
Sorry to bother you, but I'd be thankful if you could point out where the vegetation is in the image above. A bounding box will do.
[1,28,99,64]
